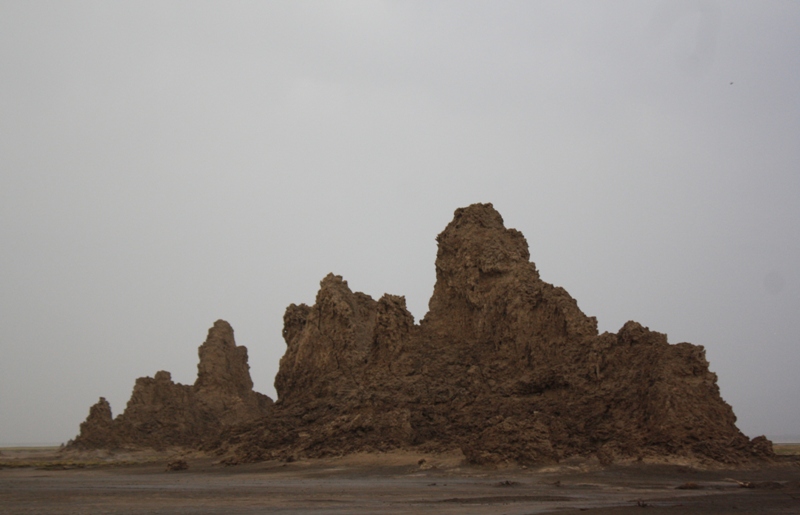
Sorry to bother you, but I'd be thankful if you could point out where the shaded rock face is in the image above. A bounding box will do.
[217,203,771,465]
[71,320,271,450]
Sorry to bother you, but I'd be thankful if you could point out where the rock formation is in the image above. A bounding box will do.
[70,320,271,450]
[211,203,772,465]
[72,203,772,466]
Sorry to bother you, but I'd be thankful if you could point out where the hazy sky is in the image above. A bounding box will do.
[2,1,799,445]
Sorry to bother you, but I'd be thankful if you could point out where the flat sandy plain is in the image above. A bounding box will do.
[2,446,800,514]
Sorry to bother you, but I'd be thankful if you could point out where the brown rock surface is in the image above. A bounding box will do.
[73,397,115,448]
[71,203,771,466]
[212,203,772,465]
[70,320,271,450]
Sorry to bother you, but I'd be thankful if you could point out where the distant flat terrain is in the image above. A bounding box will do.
[2,447,799,514]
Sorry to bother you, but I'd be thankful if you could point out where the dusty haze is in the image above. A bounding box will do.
[1,1,799,445]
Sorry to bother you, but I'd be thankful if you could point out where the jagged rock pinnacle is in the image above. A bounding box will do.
[70,320,272,450]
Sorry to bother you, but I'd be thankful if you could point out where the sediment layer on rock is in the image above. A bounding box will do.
[211,203,771,465]
[70,320,271,450]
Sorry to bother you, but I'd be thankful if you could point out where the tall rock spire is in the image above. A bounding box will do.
[70,320,271,450]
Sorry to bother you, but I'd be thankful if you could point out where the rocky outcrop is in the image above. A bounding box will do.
[71,203,772,466]
[74,397,115,448]
[212,203,772,465]
[70,320,271,450]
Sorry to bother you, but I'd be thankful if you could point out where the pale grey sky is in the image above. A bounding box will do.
[1,1,799,445]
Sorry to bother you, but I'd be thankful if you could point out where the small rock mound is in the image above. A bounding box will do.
[165,458,188,471]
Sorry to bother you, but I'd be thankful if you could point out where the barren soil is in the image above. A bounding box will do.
[2,447,799,514]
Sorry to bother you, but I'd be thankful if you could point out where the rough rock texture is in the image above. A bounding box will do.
[70,320,271,450]
[212,203,772,465]
[73,397,115,449]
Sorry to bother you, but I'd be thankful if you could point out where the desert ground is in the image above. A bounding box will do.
[1,446,799,514]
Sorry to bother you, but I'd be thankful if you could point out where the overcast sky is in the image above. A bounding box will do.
[1,1,799,446]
